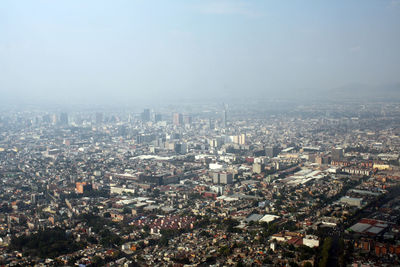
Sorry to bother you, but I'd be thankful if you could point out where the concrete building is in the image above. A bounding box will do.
[265,146,279,158]
[212,172,233,184]
[141,109,151,122]
[303,235,320,248]
[219,172,233,184]
[59,112,68,126]
[173,113,183,126]
[76,182,92,194]
[331,147,344,161]
[340,196,363,208]
[253,163,264,174]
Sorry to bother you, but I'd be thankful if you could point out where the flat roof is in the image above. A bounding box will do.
[367,227,384,235]
[350,223,370,233]
[260,214,280,223]
[245,214,264,222]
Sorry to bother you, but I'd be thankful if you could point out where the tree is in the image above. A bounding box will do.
[218,245,231,256]
[91,255,104,266]
[9,228,83,258]
[123,207,131,214]
[159,235,169,246]
[236,259,244,267]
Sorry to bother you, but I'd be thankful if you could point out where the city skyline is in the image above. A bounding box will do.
[1,2,400,265]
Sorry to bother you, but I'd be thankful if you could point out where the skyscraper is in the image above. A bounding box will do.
[141,109,151,122]
[212,172,233,184]
[239,134,246,145]
[59,112,68,126]
[222,109,227,128]
[173,113,183,126]
[155,114,162,122]
[183,115,192,125]
[209,118,214,130]
[95,112,103,124]
[51,114,57,125]
[331,147,344,161]
[265,146,279,158]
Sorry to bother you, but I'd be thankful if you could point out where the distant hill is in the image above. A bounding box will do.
[325,83,400,102]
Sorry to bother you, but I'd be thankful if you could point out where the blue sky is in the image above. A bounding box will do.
[1,0,399,105]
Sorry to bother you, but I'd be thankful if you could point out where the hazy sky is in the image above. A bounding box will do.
[1,0,400,105]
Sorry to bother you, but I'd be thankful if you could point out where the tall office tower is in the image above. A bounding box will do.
[219,172,233,184]
[212,172,220,184]
[30,194,37,204]
[212,172,233,185]
[59,112,68,126]
[76,182,92,194]
[118,125,128,136]
[232,135,240,144]
[253,163,264,174]
[209,118,214,130]
[74,114,83,125]
[42,114,51,124]
[265,146,279,158]
[95,112,103,124]
[331,147,344,161]
[51,114,58,125]
[154,114,162,122]
[222,109,227,127]
[141,109,151,122]
[239,134,246,145]
[183,115,192,125]
[174,142,187,154]
[173,113,183,126]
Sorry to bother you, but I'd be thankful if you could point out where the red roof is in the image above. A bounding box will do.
[287,237,303,246]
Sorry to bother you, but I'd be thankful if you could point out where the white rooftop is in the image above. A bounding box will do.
[260,214,280,223]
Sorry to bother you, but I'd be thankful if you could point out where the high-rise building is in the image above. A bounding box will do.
[265,146,279,158]
[209,118,214,130]
[141,109,151,122]
[331,147,344,161]
[183,115,192,125]
[59,112,68,126]
[95,112,103,124]
[118,125,128,136]
[222,109,227,127]
[315,154,331,165]
[239,134,246,145]
[76,182,92,194]
[174,142,187,154]
[253,163,264,174]
[155,114,162,122]
[51,114,57,125]
[212,172,233,184]
[212,172,220,184]
[30,194,37,204]
[209,139,218,148]
[42,114,51,124]
[173,113,183,126]
[219,172,233,184]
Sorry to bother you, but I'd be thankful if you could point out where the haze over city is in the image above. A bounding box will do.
[2,1,400,267]
[1,0,400,106]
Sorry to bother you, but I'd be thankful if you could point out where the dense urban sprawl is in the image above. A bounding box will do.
[1,101,400,266]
